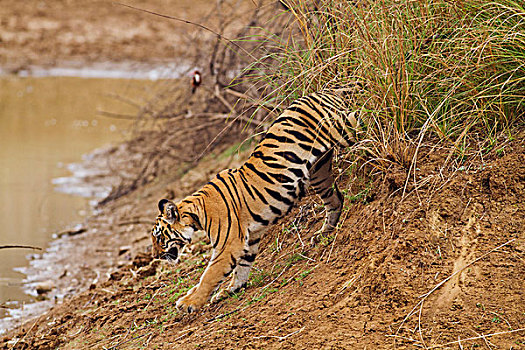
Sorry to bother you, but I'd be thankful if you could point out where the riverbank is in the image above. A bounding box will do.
[3,125,524,348]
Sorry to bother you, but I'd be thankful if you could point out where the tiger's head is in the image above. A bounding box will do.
[150,199,196,263]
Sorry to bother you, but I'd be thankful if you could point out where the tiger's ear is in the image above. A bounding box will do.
[158,199,179,224]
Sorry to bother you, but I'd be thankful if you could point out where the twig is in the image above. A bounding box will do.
[114,2,255,59]
[106,331,152,350]
[385,334,424,347]
[205,308,240,323]
[478,331,495,350]
[97,110,139,120]
[425,328,525,349]
[103,92,142,109]
[12,314,44,348]
[143,288,161,311]
[82,293,97,308]
[117,219,153,226]
[253,326,305,340]
[54,227,87,238]
[67,326,84,338]
[0,245,42,251]
[80,334,120,350]
[172,330,193,342]
[419,239,515,300]
[213,84,237,112]
[224,88,281,110]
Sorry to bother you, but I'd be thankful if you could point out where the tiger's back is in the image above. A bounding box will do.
[150,91,361,313]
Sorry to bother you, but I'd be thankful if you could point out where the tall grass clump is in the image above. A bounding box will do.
[256,0,525,167]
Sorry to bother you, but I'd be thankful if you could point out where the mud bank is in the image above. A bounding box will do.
[2,131,524,349]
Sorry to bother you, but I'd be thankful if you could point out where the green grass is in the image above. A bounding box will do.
[249,0,525,168]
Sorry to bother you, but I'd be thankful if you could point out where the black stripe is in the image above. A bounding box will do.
[262,143,280,148]
[216,173,240,212]
[264,132,293,144]
[209,182,231,250]
[216,175,245,242]
[242,196,269,226]
[299,99,333,138]
[252,151,279,163]
[238,173,255,200]
[312,149,333,173]
[235,171,269,205]
[267,171,294,184]
[265,188,293,206]
[288,103,330,137]
[269,206,282,215]
[294,122,331,148]
[248,237,261,246]
[263,161,288,170]
[242,254,257,263]
[248,181,269,205]
[287,190,298,199]
[187,212,202,229]
[274,151,304,165]
[311,178,326,187]
[316,93,342,112]
[283,129,312,143]
[221,174,245,240]
[321,188,334,199]
[244,162,275,184]
[288,167,305,178]
[297,142,323,157]
[276,115,310,129]
[230,254,237,270]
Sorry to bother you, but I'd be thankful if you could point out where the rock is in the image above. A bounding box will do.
[35,280,55,295]
[118,245,131,255]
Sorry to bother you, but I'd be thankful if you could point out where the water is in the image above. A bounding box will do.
[0,75,157,321]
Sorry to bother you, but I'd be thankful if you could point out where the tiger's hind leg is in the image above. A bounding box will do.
[309,148,343,237]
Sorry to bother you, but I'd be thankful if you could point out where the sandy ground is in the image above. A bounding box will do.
[0,0,228,72]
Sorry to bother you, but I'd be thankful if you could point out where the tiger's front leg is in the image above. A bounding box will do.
[176,251,237,313]
[211,232,263,303]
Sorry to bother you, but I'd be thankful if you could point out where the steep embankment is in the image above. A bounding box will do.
[3,133,523,349]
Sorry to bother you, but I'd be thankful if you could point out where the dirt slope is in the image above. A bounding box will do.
[2,135,523,349]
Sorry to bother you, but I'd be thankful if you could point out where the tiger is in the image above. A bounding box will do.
[150,91,361,313]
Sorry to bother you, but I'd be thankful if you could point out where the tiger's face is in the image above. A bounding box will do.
[150,199,194,263]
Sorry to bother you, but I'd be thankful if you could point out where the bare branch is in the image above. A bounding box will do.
[0,245,42,251]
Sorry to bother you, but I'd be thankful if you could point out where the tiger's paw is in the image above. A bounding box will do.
[211,283,246,304]
[210,289,230,304]
[176,294,205,314]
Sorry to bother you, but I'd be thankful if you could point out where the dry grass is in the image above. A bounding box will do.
[252,0,525,169]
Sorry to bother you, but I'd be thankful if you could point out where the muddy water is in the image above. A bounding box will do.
[0,76,155,319]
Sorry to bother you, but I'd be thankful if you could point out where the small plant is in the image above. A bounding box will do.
[248,268,270,287]
[296,268,314,281]
[344,182,372,204]
[286,253,306,266]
